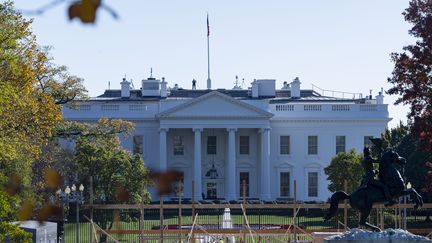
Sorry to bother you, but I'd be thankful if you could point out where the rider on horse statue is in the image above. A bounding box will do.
[324,137,423,231]
[360,138,395,205]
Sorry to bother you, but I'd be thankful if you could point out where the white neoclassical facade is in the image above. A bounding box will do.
[62,77,390,202]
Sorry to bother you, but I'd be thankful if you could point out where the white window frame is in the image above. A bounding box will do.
[239,136,250,155]
[280,135,290,155]
[239,171,250,198]
[336,135,346,154]
[304,165,320,200]
[307,171,319,198]
[279,171,291,198]
[173,135,185,156]
[207,136,217,155]
[133,135,144,156]
[308,136,318,155]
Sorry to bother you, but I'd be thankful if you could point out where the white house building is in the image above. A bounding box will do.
[62,76,390,202]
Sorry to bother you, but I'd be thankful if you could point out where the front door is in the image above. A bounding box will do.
[207,183,217,199]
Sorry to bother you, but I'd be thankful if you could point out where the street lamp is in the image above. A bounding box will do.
[57,183,85,243]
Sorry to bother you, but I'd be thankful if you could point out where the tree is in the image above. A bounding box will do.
[0,2,60,163]
[0,172,32,242]
[0,2,63,217]
[0,0,86,225]
[34,47,88,105]
[31,118,140,204]
[324,149,363,193]
[388,0,432,151]
[380,123,432,201]
[67,119,151,241]
[71,119,150,204]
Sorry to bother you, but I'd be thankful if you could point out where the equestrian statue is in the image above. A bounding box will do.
[324,138,423,231]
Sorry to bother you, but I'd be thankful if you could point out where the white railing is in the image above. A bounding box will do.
[101,104,119,111]
[129,104,148,111]
[271,104,387,115]
[275,104,294,111]
[304,105,322,111]
[79,104,91,111]
[360,104,378,112]
[332,105,350,111]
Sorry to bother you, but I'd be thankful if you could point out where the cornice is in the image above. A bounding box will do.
[157,91,273,118]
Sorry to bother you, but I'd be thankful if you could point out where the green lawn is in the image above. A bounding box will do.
[63,214,337,242]
[62,213,432,242]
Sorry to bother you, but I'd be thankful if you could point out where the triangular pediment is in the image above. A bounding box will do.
[157,91,273,119]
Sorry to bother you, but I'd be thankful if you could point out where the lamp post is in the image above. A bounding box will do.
[57,183,85,243]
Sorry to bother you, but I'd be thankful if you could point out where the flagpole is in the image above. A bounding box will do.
[207,13,211,90]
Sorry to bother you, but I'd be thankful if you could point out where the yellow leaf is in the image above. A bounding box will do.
[44,168,63,189]
[18,200,34,221]
[80,0,98,23]
[68,2,81,20]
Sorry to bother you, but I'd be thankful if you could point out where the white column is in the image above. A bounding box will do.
[159,128,168,171]
[193,128,203,200]
[260,128,271,200]
[225,128,237,200]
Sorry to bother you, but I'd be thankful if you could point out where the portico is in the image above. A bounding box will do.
[157,91,273,200]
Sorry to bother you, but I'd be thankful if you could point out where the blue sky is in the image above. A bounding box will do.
[13,0,413,127]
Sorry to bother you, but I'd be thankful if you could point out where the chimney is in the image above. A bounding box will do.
[121,78,131,98]
[251,80,258,98]
[376,88,384,104]
[160,77,167,98]
[192,79,197,90]
[290,77,301,98]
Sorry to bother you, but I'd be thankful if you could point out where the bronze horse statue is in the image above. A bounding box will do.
[324,149,423,231]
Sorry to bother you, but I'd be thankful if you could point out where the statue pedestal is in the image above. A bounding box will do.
[324,229,431,243]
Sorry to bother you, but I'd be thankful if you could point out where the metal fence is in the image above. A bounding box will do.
[61,202,432,243]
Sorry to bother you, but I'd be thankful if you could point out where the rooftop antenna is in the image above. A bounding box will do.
[130,79,134,88]
[150,68,153,78]
[206,13,212,90]
[233,75,242,90]
[108,81,110,90]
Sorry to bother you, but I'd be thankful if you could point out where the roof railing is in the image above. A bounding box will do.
[311,84,363,99]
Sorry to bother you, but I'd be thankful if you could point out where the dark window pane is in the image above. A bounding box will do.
[239,136,249,155]
[308,136,318,155]
[280,136,290,154]
[173,135,184,155]
[207,136,217,155]
[133,135,143,155]
[280,172,290,197]
[308,172,318,197]
[336,136,346,154]
[239,172,249,197]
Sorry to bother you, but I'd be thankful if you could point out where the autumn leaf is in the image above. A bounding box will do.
[18,200,34,221]
[115,184,130,203]
[150,170,183,196]
[68,0,101,23]
[36,204,63,223]
[44,168,63,189]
